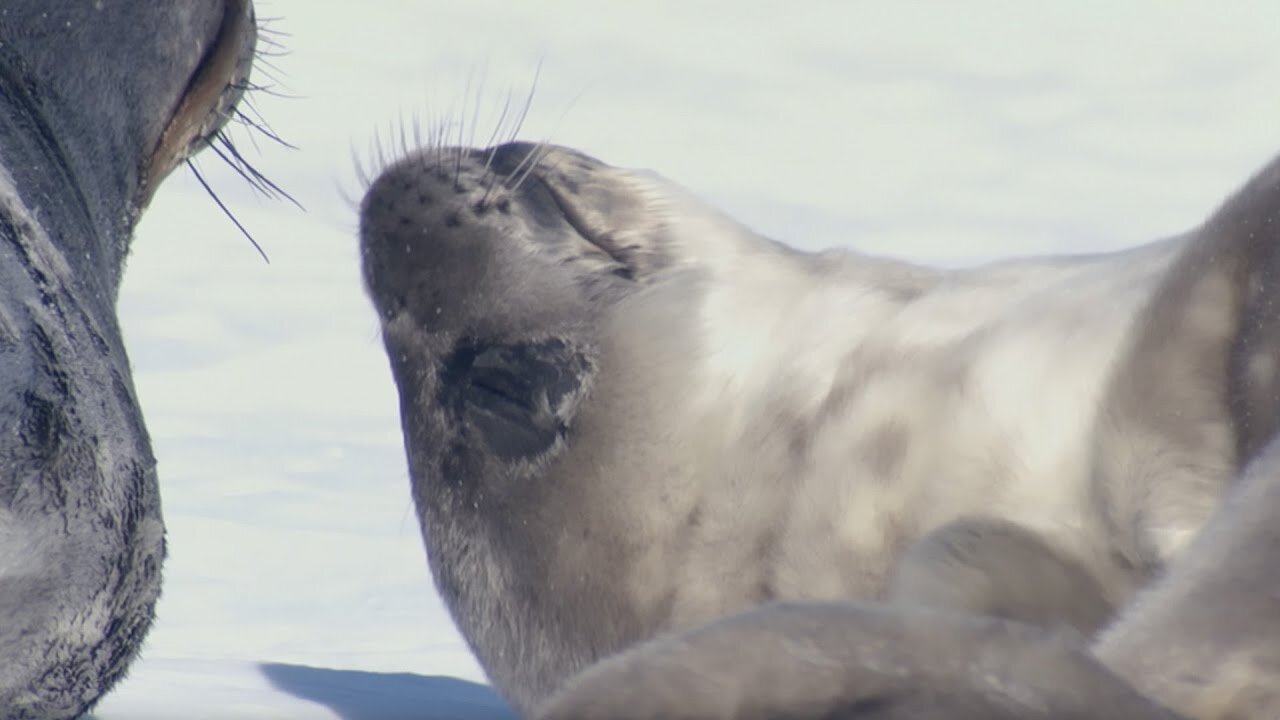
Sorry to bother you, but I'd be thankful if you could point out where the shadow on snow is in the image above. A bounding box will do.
[259,663,517,720]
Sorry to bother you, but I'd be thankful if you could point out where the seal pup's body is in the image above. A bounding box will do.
[360,142,1280,717]
[0,2,257,716]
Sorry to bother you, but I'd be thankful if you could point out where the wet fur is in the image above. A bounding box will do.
[360,132,1280,719]
[0,2,259,716]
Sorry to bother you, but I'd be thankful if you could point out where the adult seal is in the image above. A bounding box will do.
[360,140,1280,718]
[0,1,257,717]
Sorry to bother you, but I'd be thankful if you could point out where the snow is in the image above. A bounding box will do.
[92,1,1280,717]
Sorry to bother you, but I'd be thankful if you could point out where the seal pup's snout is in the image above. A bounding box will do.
[358,142,607,467]
[359,141,680,332]
[359,144,588,338]
[358,141,664,340]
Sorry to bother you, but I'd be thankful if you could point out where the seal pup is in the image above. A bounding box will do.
[0,1,258,716]
[359,140,1280,716]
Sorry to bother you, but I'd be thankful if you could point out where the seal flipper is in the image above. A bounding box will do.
[888,517,1113,634]
[440,338,592,462]
[536,602,1186,720]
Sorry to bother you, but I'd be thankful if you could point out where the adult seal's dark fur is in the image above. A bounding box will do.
[361,138,1280,719]
[0,1,256,716]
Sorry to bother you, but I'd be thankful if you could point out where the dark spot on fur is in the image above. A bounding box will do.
[753,531,780,601]
[685,504,703,531]
[865,422,909,480]
[557,176,580,195]
[785,409,818,464]
[445,212,462,229]
[754,580,774,602]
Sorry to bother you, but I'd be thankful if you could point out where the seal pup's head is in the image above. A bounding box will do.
[360,139,812,709]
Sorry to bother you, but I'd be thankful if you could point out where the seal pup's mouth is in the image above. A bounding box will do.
[142,0,258,206]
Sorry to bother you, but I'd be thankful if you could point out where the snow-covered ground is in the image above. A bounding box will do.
[93,2,1280,717]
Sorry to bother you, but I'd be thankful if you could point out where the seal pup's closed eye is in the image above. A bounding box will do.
[360,135,1280,718]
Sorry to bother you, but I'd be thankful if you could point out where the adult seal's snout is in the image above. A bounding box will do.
[0,1,258,716]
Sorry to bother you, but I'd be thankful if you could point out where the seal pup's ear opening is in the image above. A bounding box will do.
[440,338,593,463]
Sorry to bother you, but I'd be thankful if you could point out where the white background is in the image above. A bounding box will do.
[93,2,1280,718]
